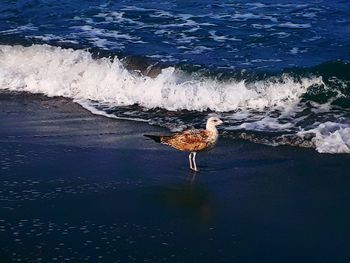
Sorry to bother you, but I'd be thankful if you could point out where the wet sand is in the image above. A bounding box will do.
[1,92,350,262]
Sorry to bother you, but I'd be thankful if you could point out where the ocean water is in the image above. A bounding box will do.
[0,0,350,153]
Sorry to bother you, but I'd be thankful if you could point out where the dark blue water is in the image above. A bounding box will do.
[1,0,349,70]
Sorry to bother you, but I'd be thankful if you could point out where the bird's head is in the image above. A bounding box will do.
[206,117,223,131]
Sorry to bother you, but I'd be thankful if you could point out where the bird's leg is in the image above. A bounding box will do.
[192,152,198,171]
[188,152,193,170]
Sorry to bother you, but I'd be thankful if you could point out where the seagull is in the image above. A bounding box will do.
[144,117,223,171]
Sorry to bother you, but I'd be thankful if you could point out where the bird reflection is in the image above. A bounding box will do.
[187,170,198,184]
[151,180,214,226]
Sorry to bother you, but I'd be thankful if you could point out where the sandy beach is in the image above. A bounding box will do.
[1,92,350,262]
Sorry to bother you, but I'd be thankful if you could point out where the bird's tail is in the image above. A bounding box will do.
[144,134,162,143]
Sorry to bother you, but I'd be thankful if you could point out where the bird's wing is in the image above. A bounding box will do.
[162,129,211,151]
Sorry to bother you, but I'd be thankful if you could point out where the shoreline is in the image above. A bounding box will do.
[0,91,168,149]
[1,92,350,262]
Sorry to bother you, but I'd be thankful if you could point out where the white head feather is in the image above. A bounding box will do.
[206,117,223,132]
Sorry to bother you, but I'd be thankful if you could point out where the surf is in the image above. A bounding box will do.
[0,44,349,154]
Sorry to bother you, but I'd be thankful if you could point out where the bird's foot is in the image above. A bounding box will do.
[190,167,199,172]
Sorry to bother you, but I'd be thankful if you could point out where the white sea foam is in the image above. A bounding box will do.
[0,44,322,112]
[72,25,139,41]
[231,13,277,22]
[27,34,79,44]
[149,10,173,18]
[290,47,299,54]
[300,122,350,154]
[252,24,274,29]
[272,32,291,39]
[0,24,37,35]
[278,22,311,29]
[184,46,213,54]
[176,34,198,44]
[1,44,347,154]
[246,3,267,8]
[209,31,241,42]
[238,117,294,131]
[121,6,152,12]
[78,100,149,123]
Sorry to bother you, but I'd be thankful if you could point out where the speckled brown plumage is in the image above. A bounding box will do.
[160,129,216,152]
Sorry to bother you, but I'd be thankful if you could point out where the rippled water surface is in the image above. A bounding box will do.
[1,0,349,69]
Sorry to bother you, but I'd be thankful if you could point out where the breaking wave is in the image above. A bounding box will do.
[0,44,349,154]
[0,44,321,111]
